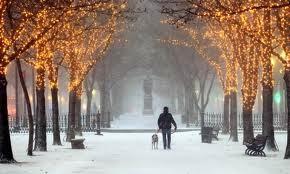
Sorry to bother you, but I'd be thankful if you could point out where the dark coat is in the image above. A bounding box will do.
[158,112,177,130]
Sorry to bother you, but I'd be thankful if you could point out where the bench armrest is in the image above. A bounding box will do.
[244,142,253,147]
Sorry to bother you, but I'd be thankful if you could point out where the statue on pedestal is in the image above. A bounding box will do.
[143,75,153,115]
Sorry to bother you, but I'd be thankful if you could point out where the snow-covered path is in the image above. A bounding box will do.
[2,132,290,174]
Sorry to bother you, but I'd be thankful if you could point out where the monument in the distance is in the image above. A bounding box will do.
[143,75,153,115]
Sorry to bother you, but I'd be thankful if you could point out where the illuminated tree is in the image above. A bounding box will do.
[40,27,68,146]
[156,0,289,146]
[15,59,34,155]
[23,39,50,151]
[260,2,277,151]
[0,0,69,161]
[64,30,116,141]
[160,21,239,140]
[200,23,238,140]
[23,26,66,151]
[0,0,128,160]
[62,2,125,141]
[46,48,62,146]
[271,1,290,158]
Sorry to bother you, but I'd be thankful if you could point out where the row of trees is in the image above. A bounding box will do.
[0,0,129,163]
[156,0,289,158]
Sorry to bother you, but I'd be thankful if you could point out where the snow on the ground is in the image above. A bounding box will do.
[2,132,290,174]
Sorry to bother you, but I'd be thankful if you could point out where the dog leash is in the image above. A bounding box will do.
[171,129,176,134]
[156,129,160,134]
[157,129,176,134]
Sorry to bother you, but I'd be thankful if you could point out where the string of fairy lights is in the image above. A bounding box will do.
[0,0,127,103]
[161,0,289,111]
[64,3,123,95]
[160,22,236,97]
[0,0,288,112]
[0,0,127,79]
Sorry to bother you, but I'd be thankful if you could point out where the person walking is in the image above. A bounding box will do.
[158,107,177,150]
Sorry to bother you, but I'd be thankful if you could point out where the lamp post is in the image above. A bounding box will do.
[95,111,103,136]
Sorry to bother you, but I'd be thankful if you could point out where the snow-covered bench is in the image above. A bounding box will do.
[212,128,219,140]
[201,127,212,143]
[200,127,219,143]
[71,138,85,149]
[244,134,267,156]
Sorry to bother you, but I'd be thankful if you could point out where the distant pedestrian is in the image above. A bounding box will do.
[157,107,177,150]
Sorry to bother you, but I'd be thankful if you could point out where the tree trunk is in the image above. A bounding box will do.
[32,69,36,118]
[200,108,205,128]
[184,86,190,127]
[0,72,15,163]
[86,92,92,128]
[257,88,262,113]
[100,86,110,128]
[16,59,34,155]
[284,71,290,158]
[222,94,230,134]
[229,91,238,142]
[261,1,277,151]
[107,111,111,128]
[51,87,61,145]
[177,88,184,114]
[100,88,105,128]
[189,87,196,122]
[184,85,194,126]
[242,105,254,144]
[84,67,97,127]
[170,84,176,114]
[106,91,112,128]
[34,68,47,151]
[75,96,82,136]
[262,86,277,151]
[15,63,19,131]
[66,90,76,142]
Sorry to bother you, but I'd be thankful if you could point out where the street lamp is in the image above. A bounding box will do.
[92,89,96,96]
[274,91,281,105]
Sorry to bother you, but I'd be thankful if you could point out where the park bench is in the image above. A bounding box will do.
[71,138,85,149]
[212,127,220,140]
[200,127,220,143]
[244,134,267,157]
